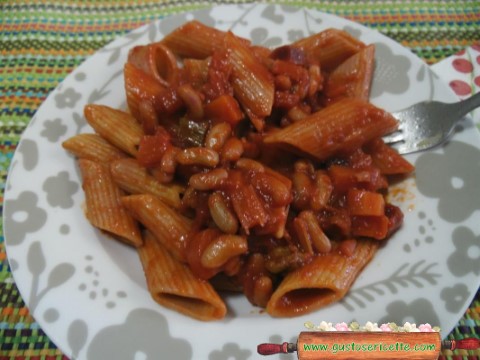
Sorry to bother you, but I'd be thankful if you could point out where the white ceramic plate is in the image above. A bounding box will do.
[5,4,480,359]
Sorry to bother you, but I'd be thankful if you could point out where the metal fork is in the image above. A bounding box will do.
[383,91,480,154]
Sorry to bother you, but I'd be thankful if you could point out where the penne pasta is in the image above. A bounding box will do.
[293,28,366,72]
[78,159,142,247]
[351,215,390,240]
[225,31,274,131]
[183,58,210,87]
[266,239,378,317]
[110,158,184,209]
[324,44,376,102]
[327,164,388,194]
[161,20,249,59]
[62,133,127,163]
[263,98,399,161]
[65,23,415,320]
[121,193,192,262]
[128,42,179,86]
[138,230,226,321]
[124,62,182,133]
[363,138,415,175]
[84,104,144,156]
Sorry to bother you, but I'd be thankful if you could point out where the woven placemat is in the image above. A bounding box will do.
[1,1,479,358]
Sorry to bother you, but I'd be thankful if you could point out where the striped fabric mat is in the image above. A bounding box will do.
[1,0,479,359]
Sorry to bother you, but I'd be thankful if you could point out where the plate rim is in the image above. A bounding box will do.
[3,3,479,358]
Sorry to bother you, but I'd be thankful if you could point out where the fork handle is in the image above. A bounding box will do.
[456,91,480,117]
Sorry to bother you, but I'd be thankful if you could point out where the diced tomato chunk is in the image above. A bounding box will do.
[351,215,389,240]
[328,164,387,194]
[204,94,244,126]
[137,127,172,167]
[347,188,385,216]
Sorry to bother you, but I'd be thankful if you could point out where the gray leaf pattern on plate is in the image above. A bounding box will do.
[341,261,441,311]
[86,309,192,360]
[28,240,46,274]
[27,240,76,311]
[209,343,252,360]
[402,211,436,253]
[370,42,411,98]
[287,29,305,42]
[440,283,471,313]
[415,140,480,223]
[72,111,87,134]
[147,21,158,42]
[68,319,89,359]
[378,298,441,326]
[343,25,362,39]
[447,226,480,277]
[98,24,151,57]
[87,69,123,104]
[261,4,285,24]
[4,191,47,246]
[416,64,427,81]
[54,87,82,109]
[280,4,303,13]
[250,27,282,47]
[17,139,39,171]
[295,8,323,37]
[43,308,60,323]
[75,71,87,82]
[43,171,79,208]
[78,254,129,309]
[159,8,216,35]
[41,118,67,142]
[107,48,122,66]
[46,262,76,289]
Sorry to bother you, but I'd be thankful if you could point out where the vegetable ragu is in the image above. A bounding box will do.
[62,20,415,321]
